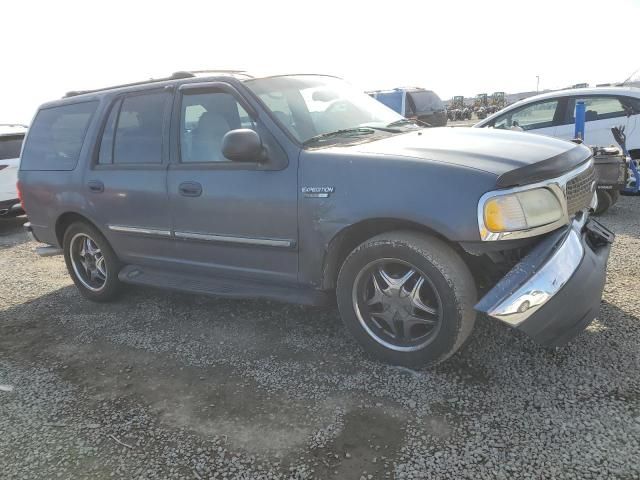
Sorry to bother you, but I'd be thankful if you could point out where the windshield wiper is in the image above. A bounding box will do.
[362,125,404,133]
[386,118,430,128]
[302,127,377,146]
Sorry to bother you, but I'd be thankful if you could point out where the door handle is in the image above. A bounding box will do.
[179,181,202,197]
[87,180,104,193]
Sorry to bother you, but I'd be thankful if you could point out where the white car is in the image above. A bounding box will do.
[0,124,27,217]
[474,87,640,159]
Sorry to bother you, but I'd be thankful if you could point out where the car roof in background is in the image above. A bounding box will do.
[475,86,640,127]
[0,124,28,137]
[513,86,640,103]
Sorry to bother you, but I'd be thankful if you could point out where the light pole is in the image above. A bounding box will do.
[536,76,540,93]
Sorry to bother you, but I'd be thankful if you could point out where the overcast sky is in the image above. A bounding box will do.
[3,0,639,124]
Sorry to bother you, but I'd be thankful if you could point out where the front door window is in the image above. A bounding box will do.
[493,100,560,131]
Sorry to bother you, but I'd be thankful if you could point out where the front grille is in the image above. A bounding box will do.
[566,165,595,215]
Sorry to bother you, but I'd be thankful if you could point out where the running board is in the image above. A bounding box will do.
[118,265,330,306]
[35,246,63,257]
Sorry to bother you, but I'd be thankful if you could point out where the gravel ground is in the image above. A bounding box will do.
[1,197,639,480]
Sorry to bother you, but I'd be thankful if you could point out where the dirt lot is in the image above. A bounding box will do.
[1,198,639,480]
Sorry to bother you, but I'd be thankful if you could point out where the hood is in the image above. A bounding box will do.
[343,127,592,187]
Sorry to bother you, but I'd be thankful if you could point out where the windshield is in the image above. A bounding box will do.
[245,75,408,145]
[407,91,445,114]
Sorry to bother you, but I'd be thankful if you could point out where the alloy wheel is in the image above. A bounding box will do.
[69,233,107,292]
[352,259,443,352]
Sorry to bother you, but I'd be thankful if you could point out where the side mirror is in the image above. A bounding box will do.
[222,129,265,162]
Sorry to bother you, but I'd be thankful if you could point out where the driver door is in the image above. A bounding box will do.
[167,82,299,284]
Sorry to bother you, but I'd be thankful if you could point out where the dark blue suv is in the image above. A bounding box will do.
[18,71,613,367]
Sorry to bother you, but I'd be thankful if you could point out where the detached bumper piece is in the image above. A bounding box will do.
[475,215,613,346]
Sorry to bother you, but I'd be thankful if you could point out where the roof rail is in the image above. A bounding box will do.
[63,71,196,98]
[187,69,253,78]
[63,70,254,98]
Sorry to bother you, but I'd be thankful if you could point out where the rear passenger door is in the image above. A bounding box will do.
[88,89,174,268]
[166,83,298,284]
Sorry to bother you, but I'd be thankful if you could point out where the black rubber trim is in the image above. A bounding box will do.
[496,144,592,188]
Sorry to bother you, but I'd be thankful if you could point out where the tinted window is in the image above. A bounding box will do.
[570,96,626,122]
[21,101,97,170]
[180,92,255,163]
[622,96,640,114]
[111,92,169,164]
[0,135,24,160]
[493,100,559,131]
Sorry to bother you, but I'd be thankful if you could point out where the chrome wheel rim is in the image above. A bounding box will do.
[70,233,107,292]
[352,258,443,352]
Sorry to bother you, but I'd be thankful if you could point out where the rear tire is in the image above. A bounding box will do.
[336,231,477,367]
[63,222,122,302]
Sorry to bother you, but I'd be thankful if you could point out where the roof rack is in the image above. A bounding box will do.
[187,69,253,78]
[63,70,253,98]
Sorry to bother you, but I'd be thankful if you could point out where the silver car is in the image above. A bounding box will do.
[0,123,27,217]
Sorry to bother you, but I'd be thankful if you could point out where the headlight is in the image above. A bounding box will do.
[482,188,563,234]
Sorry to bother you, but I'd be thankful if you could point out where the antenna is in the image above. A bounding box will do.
[621,66,640,86]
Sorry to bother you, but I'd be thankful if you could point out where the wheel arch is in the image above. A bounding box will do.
[55,211,104,247]
[321,218,454,290]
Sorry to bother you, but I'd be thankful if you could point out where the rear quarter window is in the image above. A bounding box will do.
[20,101,98,171]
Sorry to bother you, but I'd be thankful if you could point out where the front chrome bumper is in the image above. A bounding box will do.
[475,211,614,346]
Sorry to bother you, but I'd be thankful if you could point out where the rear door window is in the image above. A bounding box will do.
[99,91,170,165]
[622,96,640,114]
[0,135,24,160]
[20,101,98,170]
[567,96,626,122]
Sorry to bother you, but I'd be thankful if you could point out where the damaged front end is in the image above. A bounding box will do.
[475,213,613,346]
[470,155,614,346]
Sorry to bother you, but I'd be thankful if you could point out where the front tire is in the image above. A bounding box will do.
[63,222,122,302]
[336,231,477,367]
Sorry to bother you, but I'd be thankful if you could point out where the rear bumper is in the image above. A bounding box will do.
[475,214,613,346]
